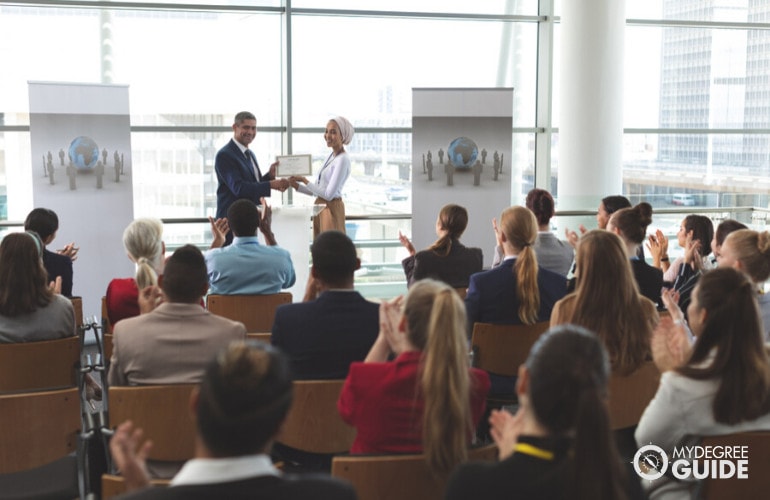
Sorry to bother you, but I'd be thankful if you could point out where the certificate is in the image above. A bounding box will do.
[276,154,312,176]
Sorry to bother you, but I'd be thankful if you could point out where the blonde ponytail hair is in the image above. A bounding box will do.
[728,229,770,284]
[123,218,163,289]
[405,280,472,477]
[500,206,540,324]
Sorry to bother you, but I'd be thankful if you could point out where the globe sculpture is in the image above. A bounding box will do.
[447,137,478,168]
[68,136,99,170]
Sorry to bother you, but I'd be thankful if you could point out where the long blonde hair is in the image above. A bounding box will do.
[404,279,472,477]
[123,218,164,289]
[725,229,770,284]
[571,230,652,375]
[500,206,540,324]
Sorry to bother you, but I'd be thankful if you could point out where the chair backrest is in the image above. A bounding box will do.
[0,336,80,393]
[276,379,356,454]
[331,444,498,500]
[206,293,292,332]
[470,322,550,376]
[0,387,81,473]
[70,296,84,329]
[700,431,770,499]
[246,332,272,344]
[103,333,114,365]
[607,361,661,430]
[101,296,112,334]
[101,475,170,500]
[107,385,197,461]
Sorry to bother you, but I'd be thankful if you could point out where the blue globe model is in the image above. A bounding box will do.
[447,137,478,168]
[68,136,99,170]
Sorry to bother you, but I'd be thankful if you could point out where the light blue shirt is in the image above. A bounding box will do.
[206,236,295,295]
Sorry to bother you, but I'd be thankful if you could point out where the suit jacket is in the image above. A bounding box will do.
[338,351,490,454]
[215,139,273,220]
[533,232,574,277]
[271,291,379,380]
[465,258,567,328]
[631,258,663,307]
[401,240,483,288]
[115,474,356,500]
[108,302,246,386]
[43,248,73,297]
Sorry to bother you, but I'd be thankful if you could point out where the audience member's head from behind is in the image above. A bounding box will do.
[498,206,540,324]
[717,229,770,286]
[428,204,469,257]
[311,230,360,289]
[679,267,770,424]
[195,341,293,457]
[519,325,628,500]
[0,232,52,317]
[401,279,473,476]
[24,208,59,245]
[525,188,556,228]
[227,199,261,238]
[162,245,209,304]
[123,218,164,289]
[597,195,631,229]
[712,219,748,261]
[607,202,653,250]
[571,230,650,375]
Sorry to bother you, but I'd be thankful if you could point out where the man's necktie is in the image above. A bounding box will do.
[244,149,261,181]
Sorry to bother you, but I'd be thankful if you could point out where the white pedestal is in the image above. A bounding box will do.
[270,205,314,302]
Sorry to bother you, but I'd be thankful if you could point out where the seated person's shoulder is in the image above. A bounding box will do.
[281,474,357,499]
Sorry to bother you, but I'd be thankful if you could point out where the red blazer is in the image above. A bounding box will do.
[106,278,140,326]
[337,350,491,454]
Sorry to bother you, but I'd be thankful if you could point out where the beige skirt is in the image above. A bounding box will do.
[314,197,346,239]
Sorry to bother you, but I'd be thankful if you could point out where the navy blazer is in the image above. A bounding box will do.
[401,240,483,288]
[215,139,273,219]
[271,291,379,380]
[43,248,73,298]
[465,258,567,329]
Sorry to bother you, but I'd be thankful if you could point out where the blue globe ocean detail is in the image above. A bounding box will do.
[448,137,478,168]
[68,136,99,170]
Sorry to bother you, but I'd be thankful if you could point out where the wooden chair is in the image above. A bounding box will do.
[103,333,114,366]
[470,322,550,377]
[331,444,498,500]
[0,336,80,393]
[700,431,770,499]
[101,385,197,499]
[0,387,85,499]
[101,296,112,334]
[70,296,84,329]
[276,380,356,455]
[206,293,292,333]
[247,332,272,344]
[607,361,661,430]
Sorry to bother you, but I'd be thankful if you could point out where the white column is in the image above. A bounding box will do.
[557,0,626,211]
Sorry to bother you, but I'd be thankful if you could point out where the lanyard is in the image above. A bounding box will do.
[513,442,554,461]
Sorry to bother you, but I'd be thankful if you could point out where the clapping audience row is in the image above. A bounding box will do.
[5,192,770,500]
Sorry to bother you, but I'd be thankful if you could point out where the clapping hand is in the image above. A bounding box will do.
[48,276,62,294]
[57,242,79,261]
[398,231,416,256]
[651,315,691,372]
[208,216,229,249]
[490,408,525,460]
[110,421,152,492]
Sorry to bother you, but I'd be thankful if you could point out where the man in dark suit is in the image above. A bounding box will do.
[110,342,356,500]
[272,231,379,380]
[24,208,78,297]
[215,111,290,244]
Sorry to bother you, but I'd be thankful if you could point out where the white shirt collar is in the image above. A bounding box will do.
[170,453,279,487]
[233,139,248,154]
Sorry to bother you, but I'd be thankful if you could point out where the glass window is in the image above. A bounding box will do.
[290,1,538,16]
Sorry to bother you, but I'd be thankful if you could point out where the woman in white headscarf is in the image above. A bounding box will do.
[290,116,354,238]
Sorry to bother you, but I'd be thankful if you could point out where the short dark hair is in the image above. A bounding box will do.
[227,199,260,237]
[601,195,632,215]
[162,245,208,303]
[24,208,59,242]
[197,341,293,457]
[684,214,714,249]
[525,189,555,226]
[311,231,358,287]
[234,111,256,125]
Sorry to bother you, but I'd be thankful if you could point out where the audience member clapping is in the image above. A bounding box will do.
[447,325,643,500]
[551,230,658,375]
[636,267,770,499]
[338,279,490,477]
